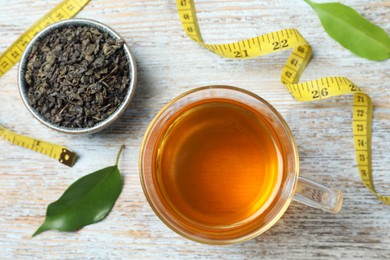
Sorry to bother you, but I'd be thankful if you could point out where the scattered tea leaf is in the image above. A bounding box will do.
[304,0,390,60]
[33,145,125,237]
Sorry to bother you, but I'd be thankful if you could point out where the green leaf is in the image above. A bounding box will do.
[33,146,125,236]
[305,0,390,60]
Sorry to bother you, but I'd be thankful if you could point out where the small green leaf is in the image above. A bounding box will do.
[305,0,390,60]
[33,146,125,237]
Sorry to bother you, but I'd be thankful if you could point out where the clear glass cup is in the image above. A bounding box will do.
[139,86,343,244]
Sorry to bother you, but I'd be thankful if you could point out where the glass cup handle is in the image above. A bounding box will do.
[293,176,343,214]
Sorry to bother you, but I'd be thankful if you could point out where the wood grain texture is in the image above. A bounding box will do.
[0,0,389,259]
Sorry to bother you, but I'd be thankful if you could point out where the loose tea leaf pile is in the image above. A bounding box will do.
[25,25,130,128]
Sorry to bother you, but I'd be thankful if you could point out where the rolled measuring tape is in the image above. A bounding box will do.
[0,0,90,166]
[176,0,389,204]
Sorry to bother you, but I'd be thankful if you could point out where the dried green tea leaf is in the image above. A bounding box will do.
[33,146,124,236]
[25,26,130,128]
[305,0,390,60]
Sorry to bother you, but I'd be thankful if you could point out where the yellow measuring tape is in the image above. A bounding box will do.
[176,0,389,204]
[0,126,76,167]
[0,0,90,166]
[0,0,89,77]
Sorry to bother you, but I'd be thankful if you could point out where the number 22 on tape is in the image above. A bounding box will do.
[176,0,389,204]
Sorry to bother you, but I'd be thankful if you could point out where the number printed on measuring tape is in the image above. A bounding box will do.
[176,0,389,204]
[0,0,89,166]
[0,0,89,77]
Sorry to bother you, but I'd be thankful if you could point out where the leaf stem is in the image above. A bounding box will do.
[115,145,125,166]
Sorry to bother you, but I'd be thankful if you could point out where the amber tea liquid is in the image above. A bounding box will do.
[154,99,283,227]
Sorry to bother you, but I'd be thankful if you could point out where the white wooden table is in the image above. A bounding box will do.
[0,0,389,259]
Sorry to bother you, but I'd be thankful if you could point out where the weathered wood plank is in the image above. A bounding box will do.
[0,0,389,259]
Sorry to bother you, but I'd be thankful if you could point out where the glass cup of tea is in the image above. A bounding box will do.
[139,86,343,244]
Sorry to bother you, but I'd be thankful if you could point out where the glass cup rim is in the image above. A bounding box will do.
[139,85,299,244]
